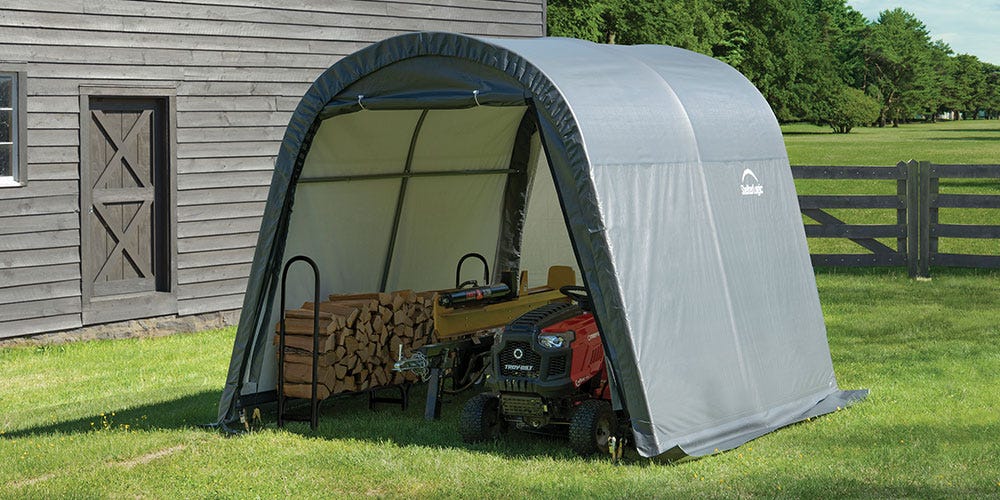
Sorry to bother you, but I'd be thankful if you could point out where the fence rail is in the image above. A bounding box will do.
[791,161,1000,277]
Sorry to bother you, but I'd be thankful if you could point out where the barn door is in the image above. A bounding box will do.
[81,94,176,324]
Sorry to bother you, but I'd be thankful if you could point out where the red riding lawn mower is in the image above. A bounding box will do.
[459,285,628,456]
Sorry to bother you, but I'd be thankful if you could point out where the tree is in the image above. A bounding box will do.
[798,0,868,125]
[951,54,987,119]
[983,63,1000,119]
[927,41,958,121]
[546,0,610,43]
[813,0,869,89]
[822,86,881,132]
[546,0,997,125]
[546,0,728,52]
[713,0,819,121]
[861,9,939,126]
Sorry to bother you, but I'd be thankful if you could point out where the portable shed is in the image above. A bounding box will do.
[218,32,865,459]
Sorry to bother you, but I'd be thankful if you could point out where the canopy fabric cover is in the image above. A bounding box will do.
[218,32,865,458]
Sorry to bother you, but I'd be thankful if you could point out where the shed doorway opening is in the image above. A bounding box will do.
[257,103,578,391]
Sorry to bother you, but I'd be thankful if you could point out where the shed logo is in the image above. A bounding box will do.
[740,169,764,196]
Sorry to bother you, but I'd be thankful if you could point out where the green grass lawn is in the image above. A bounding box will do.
[782,119,1000,166]
[783,120,999,256]
[1,271,998,497]
[0,120,997,498]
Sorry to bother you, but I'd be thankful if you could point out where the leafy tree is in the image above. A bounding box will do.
[550,0,856,122]
[713,0,818,121]
[927,41,958,121]
[547,0,728,52]
[798,0,863,125]
[546,0,996,125]
[810,0,869,88]
[983,63,1000,119]
[951,54,988,119]
[861,9,939,126]
[657,0,731,55]
[546,0,609,43]
[822,86,881,132]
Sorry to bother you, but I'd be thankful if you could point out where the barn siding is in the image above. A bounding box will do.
[0,0,545,338]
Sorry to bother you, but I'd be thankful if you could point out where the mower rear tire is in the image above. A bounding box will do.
[459,394,504,443]
[569,399,616,456]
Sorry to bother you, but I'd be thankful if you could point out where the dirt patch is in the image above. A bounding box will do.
[7,472,58,489]
[113,445,186,469]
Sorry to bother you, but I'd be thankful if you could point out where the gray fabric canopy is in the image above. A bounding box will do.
[218,32,865,458]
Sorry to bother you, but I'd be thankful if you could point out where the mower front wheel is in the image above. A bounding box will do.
[459,394,505,443]
[569,399,616,456]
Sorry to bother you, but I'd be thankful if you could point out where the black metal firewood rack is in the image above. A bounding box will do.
[277,255,321,430]
[276,255,413,431]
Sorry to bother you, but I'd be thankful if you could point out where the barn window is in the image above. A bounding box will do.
[0,67,27,186]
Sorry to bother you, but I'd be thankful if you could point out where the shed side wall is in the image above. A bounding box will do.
[0,0,545,338]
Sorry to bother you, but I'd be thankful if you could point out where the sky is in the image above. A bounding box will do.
[846,0,1000,65]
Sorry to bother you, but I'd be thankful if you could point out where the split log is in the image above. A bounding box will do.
[274,331,336,353]
[283,362,337,387]
[283,383,331,400]
[281,348,337,367]
[328,292,379,302]
[278,317,333,336]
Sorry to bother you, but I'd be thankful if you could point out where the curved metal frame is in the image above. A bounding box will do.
[278,255,321,431]
[455,252,490,288]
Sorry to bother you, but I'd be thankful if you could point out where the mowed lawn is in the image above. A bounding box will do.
[1,120,998,498]
[782,119,1000,166]
[2,274,997,497]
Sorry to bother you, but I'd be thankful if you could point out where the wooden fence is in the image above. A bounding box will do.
[791,161,1000,277]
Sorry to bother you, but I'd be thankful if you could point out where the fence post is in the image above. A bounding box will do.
[925,161,939,268]
[918,161,932,278]
[905,160,920,278]
[896,161,910,255]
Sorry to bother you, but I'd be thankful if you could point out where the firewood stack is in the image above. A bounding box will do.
[275,290,436,399]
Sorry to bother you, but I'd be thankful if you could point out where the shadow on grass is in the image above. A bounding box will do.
[277,385,618,461]
[757,477,996,498]
[748,419,1000,496]
[3,390,223,439]
[0,385,613,462]
[782,130,832,135]
[818,421,1000,451]
[813,266,999,278]
[927,137,1000,141]
[934,128,1000,133]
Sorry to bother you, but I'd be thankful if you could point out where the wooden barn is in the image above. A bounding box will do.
[0,1,546,340]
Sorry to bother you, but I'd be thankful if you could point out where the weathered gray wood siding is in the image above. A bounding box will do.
[0,0,545,338]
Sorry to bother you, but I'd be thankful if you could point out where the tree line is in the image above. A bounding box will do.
[548,0,1000,132]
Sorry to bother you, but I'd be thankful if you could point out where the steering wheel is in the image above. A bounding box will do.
[559,285,593,311]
